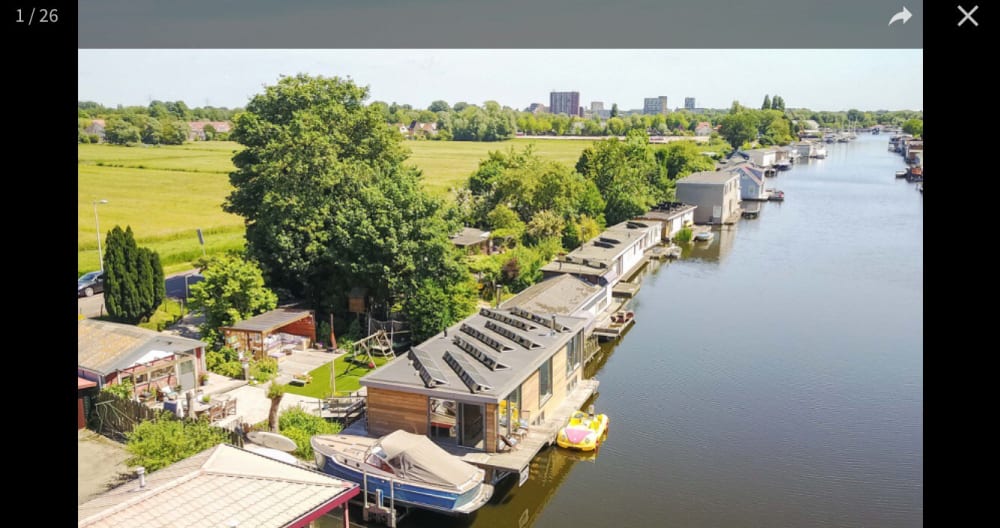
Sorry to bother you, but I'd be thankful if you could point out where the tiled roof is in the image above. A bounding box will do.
[78,444,358,528]
[78,319,206,376]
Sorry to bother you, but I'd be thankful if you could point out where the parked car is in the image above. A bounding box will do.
[78,270,104,297]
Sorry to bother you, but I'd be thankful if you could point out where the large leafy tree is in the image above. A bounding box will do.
[225,74,474,331]
[576,132,667,225]
[104,225,165,324]
[720,110,759,150]
[188,254,278,348]
[902,118,923,137]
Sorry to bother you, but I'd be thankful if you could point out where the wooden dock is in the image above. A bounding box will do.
[612,281,640,298]
[593,316,635,341]
[453,379,600,477]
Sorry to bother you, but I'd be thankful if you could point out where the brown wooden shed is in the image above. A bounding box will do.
[221,308,316,361]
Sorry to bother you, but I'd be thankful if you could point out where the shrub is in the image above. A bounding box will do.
[674,227,693,243]
[250,358,279,383]
[125,413,230,472]
[278,407,342,459]
[101,378,134,400]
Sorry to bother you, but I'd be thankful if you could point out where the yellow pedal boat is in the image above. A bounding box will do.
[556,410,609,451]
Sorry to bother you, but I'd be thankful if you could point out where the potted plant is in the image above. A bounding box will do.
[199,373,210,386]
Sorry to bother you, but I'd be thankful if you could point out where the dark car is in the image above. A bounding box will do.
[78,270,105,297]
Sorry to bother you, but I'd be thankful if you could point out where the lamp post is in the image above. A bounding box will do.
[93,199,109,271]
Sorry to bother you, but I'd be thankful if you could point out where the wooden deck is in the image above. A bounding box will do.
[451,379,600,475]
[612,281,640,298]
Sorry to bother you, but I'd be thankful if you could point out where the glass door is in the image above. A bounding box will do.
[459,403,484,449]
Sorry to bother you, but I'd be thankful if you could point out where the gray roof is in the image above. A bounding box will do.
[636,202,697,222]
[501,275,603,316]
[540,220,661,277]
[677,170,739,185]
[449,227,491,247]
[78,444,357,528]
[361,307,588,403]
[78,319,206,376]
[224,308,314,333]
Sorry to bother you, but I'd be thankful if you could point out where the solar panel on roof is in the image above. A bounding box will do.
[443,351,493,393]
[484,320,541,350]
[460,323,513,353]
[409,348,448,388]
[479,308,537,331]
[453,336,509,371]
[510,307,570,332]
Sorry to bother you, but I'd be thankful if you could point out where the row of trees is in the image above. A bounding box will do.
[720,102,796,149]
[78,100,242,122]
[88,115,191,145]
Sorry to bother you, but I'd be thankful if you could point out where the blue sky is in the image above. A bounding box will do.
[78,49,922,112]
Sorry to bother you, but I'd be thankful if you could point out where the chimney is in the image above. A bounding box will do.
[137,466,146,489]
[550,315,557,336]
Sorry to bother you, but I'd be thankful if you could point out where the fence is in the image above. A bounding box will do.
[89,391,244,447]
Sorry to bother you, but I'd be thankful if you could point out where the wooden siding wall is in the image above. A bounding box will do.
[543,345,570,422]
[367,388,429,437]
[484,403,498,453]
[281,315,316,343]
[521,371,540,424]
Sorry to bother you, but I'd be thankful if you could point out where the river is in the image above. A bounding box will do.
[322,133,923,527]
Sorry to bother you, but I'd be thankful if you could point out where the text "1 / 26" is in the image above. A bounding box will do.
[16,8,58,25]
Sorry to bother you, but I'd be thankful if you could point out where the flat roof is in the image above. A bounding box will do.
[636,202,697,222]
[78,319,207,376]
[501,274,603,316]
[78,444,359,528]
[450,227,491,247]
[361,307,588,403]
[677,170,739,185]
[224,308,314,333]
[540,220,661,276]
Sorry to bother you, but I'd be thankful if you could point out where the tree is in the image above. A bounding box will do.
[576,133,668,225]
[267,383,285,433]
[159,119,189,145]
[720,111,759,150]
[188,254,278,348]
[772,95,785,111]
[902,118,923,137]
[656,141,716,180]
[104,117,140,144]
[525,210,565,244]
[403,278,478,342]
[225,74,474,326]
[428,100,451,113]
[762,95,771,110]
[610,103,619,118]
[104,226,164,324]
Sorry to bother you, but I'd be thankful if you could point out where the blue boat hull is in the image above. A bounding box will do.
[316,452,484,514]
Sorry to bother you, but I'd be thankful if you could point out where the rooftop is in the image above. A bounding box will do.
[361,307,588,403]
[677,170,739,186]
[636,202,697,221]
[501,275,604,316]
[449,227,491,247]
[78,319,207,376]
[78,444,359,528]
[540,220,661,277]
[224,308,314,333]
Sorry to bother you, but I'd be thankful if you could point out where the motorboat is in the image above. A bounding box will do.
[895,170,908,178]
[768,190,785,202]
[775,160,792,171]
[693,231,714,242]
[811,146,827,159]
[556,410,609,452]
[311,431,494,515]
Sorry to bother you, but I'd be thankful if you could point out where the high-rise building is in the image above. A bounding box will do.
[550,91,581,116]
[643,96,669,115]
[591,101,605,112]
[685,97,696,110]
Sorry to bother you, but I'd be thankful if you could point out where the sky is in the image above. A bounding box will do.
[78,50,922,112]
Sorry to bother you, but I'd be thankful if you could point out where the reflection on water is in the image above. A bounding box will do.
[680,223,738,262]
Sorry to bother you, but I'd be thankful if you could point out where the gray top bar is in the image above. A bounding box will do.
[79,0,922,48]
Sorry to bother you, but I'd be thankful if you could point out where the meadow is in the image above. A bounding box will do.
[78,136,715,275]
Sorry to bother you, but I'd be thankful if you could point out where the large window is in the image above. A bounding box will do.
[538,358,553,407]
[566,332,582,376]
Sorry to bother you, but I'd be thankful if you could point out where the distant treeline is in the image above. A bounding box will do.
[78,100,244,145]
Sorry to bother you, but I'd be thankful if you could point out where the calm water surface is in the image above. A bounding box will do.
[321,134,923,528]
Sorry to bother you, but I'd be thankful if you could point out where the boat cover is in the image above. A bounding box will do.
[377,430,479,488]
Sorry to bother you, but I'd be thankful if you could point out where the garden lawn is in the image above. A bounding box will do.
[281,354,393,398]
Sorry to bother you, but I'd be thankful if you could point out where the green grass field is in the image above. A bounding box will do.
[78,136,713,276]
[281,354,392,398]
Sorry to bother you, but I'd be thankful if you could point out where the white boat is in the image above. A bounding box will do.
[811,146,827,159]
[693,231,714,242]
[312,431,494,515]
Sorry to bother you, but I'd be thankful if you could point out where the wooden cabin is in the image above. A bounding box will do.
[360,307,590,454]
[220,308,316,361]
